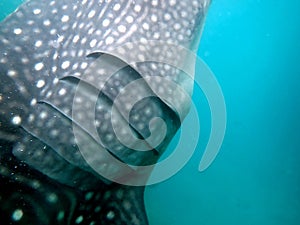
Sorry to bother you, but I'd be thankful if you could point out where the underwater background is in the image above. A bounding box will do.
[146,0,300,225]
[1,0,299,225]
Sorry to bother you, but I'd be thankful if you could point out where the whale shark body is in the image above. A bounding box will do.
[0,0,211,224]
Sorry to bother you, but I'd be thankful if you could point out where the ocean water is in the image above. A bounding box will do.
[1,1,299,225]
[146,1,300,225]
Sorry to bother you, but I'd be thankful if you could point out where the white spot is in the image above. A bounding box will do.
[131,24,138,32]
[52,66,57,73]
[35,40,43,48]
[2,38,9,45]
[89,39,97,48]
[98,68,105,75]
[82,0,87,5]
[34,28,41,34]
[113,3,121,11]
[88,10,96,18]
[81,37,87,44]
[12,116,22,125]
[169,0,176,6]
[106,211,115,220]
[178,34,184,41]
[21,57,29,64]
[153,32,160,39]
[61,61,70,69]
[30,98,37,106]
[140,38,148,45]
[62,24,69,31]
[126,42,134,50]
[7,70,17,77]
[33,8,41,15]
[164,64,171,70]
[50,40,59,49]
[62,4,68,10]
[43,19,51,26]
[12,209,23,221]
[151,63,158,70]
[174,23,181,30]
[73,35,80,43]
[46,91,52,98]
[72,63,79,70]
[72,22,78,29]
[117,47,126,55]
[0,58,7,65]
[51,8,58,14]
[31,180,40,189]
[28,114,35,122]
[126,16,133,24]
[134,5,141,12]
[58,88,67,96]
[151,14,158,22]
[105,36,114,45]
[88,27,94,34]
[50,129,59,137]
[152,0,158,6]
[40,111,47,119]
[75,96,82,103]
[192,0,199,7]
[132,114,140,122]
[57,35,65,43]
[102,19,110,27]
[14,46,22,52]
[13,28,22,35]
[50,29,57,35]
[47,193,58,203]
[27,20,34,25]
[36,80,45,88]
[34,62,44,71]
[76,11,82,18]
[80,62,88,69]
[106,134,113,142]
[53,77,59,84]
[117,25,126,33]
[16,11,24,18]
[78,50,84,57]
[142,23,150,30]
[79,22,85,29]
[75,215,84,224]
[164,13,171,21]
[85,192,94,200]
[61,15,70,22]
[181,11,188,18]
[95,29,102,35]
[138,54,145,61]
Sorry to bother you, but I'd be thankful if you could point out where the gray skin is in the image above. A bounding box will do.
[0,0,210,224]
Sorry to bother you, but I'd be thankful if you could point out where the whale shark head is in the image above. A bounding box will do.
[0,0,211,224]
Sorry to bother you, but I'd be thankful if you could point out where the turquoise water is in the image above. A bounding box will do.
[146,1,300,225]
[0,0,23,20]
[1,0,299,225]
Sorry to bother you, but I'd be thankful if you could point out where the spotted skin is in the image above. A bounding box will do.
[0,0,210,224]
[0,141,148,225]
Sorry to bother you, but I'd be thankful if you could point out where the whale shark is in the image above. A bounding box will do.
[0,0,211,224]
